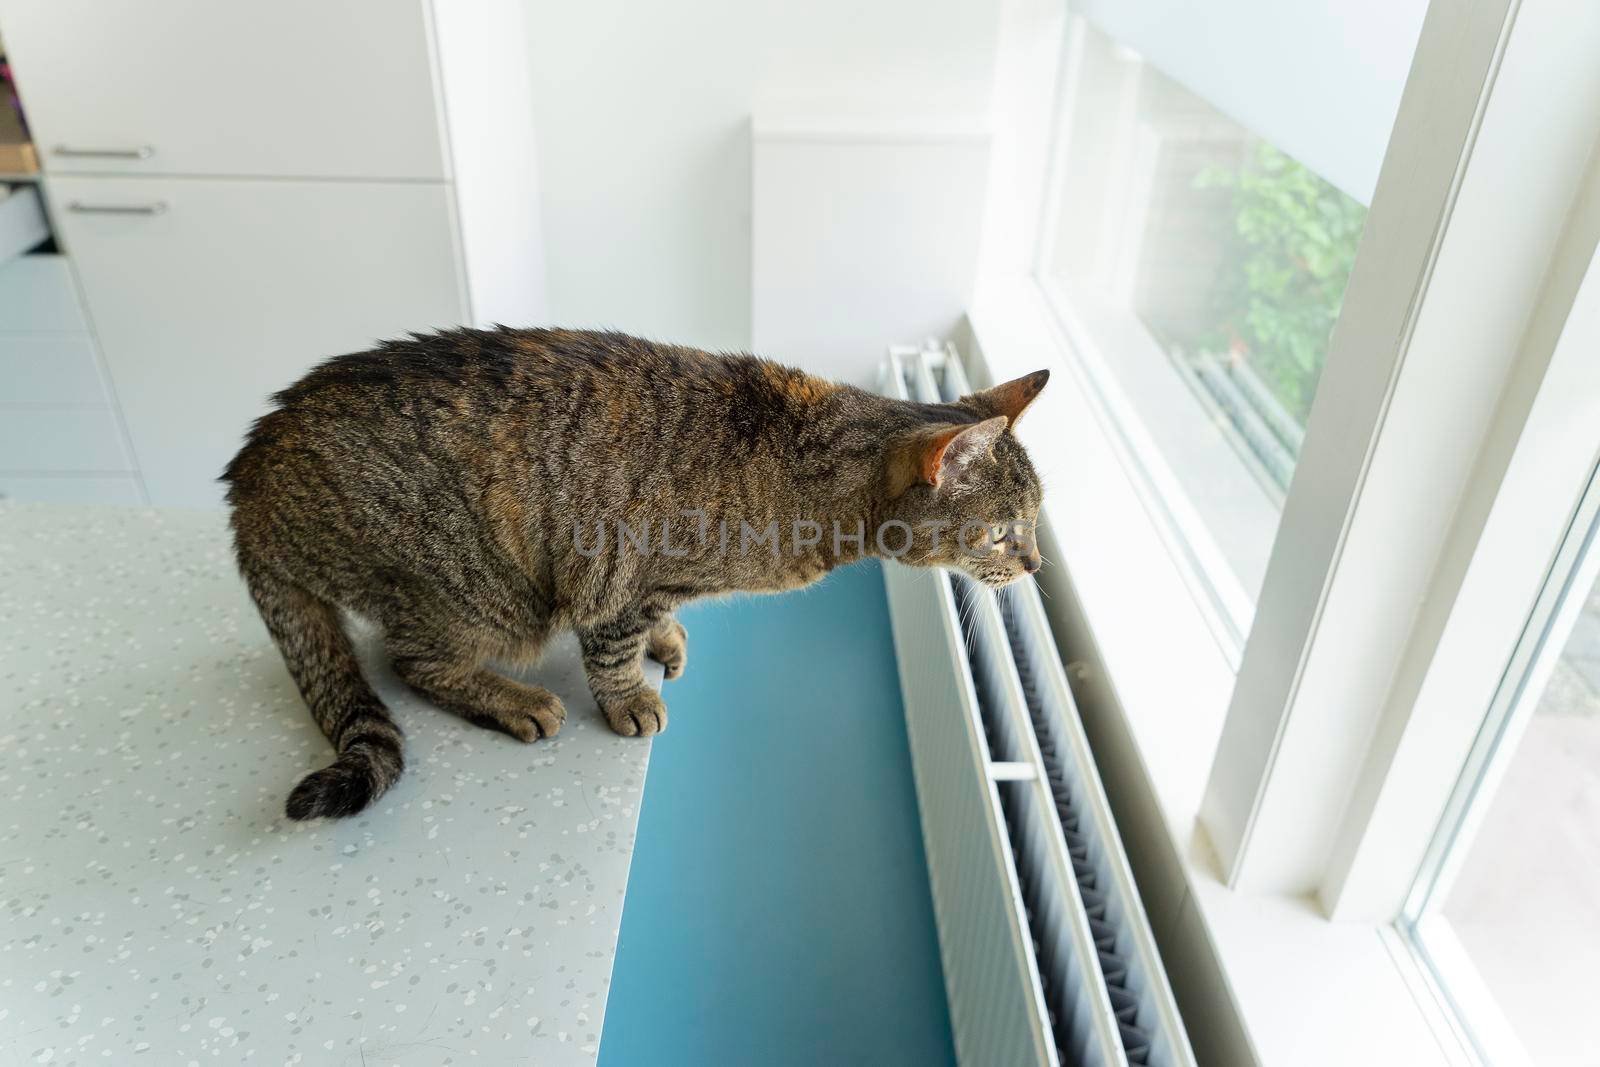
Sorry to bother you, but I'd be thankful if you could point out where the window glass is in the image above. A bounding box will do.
[1041,18,1368,624]
[1409,493,1600,1065]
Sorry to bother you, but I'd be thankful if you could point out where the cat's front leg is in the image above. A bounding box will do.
[646,615,688,680]
[577,612,668,737]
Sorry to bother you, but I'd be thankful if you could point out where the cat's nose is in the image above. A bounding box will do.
[1022,553,1041,574]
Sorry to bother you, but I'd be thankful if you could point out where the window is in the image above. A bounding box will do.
[1038,17,1373,644]
[994,0,1600,1059]
[1404,463,1600,1065]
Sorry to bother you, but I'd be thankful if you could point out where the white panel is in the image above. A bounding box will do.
[0,335,108,405]
[0,255,87,332]
[752,124,990,384]
[0,0,447,180]
[1075,0,1427,204]
[0,406,131,471]
[0,473,143,505]
[882,560,1059,1067]
[431,0,549,327]
[53,175,466,507]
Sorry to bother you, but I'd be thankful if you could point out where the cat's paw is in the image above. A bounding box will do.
[603,690,668,737]
[647,618,688,680]
[479,688,566,742]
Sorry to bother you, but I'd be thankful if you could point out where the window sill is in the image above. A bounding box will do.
[962,277,1470,1067]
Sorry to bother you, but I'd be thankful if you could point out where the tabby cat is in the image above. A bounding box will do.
[224,328,1047,820]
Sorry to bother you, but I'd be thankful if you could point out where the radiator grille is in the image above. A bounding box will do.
[1002,586,1165,1065]
[881,343,1195,1067]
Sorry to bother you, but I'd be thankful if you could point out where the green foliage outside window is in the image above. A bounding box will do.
[1195,144,1366,425]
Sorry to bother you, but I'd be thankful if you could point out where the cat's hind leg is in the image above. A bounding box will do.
[646,615,688,680]
[386,625,566,742]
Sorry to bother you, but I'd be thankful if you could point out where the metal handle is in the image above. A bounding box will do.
[53,144,155,160]
[67,200,168,216]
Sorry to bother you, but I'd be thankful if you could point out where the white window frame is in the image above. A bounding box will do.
[970,0,1600,1061]
[1197,0,1600,899]
[1322,211,1600,922]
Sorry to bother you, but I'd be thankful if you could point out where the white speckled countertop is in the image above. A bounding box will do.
[0,504,655,1066]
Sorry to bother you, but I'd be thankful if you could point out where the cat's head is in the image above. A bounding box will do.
[882,370,1048,588]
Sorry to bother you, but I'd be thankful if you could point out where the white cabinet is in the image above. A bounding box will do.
[0,0,448,181]
[52,177,466,507]
[0,0,546,506]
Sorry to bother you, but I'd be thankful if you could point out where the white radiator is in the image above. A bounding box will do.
[881,344,1195,1067]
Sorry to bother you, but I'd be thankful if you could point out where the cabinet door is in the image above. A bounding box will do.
[53,175,466,507]
[0,0,447,180]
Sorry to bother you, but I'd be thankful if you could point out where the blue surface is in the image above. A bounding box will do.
[600,561,955,1066]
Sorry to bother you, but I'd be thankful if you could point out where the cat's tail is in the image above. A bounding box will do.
[240,561,405,820]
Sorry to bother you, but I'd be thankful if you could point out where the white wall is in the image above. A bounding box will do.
[975,0,1070,281]
[751,124,992,383]
[520,0,1003,352]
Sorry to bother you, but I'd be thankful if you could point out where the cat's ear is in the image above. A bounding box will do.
[889,416,1009,495]
[965,369,1049,427]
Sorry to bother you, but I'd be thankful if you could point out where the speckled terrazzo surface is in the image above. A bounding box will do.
[0,504,656,1066]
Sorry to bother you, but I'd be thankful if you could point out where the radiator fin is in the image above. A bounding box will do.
[1001,575,1192,1067]
[953,576,1126,1067]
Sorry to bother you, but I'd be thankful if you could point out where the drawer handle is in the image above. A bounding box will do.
[67,200,168,216]
[53,144,155,160]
